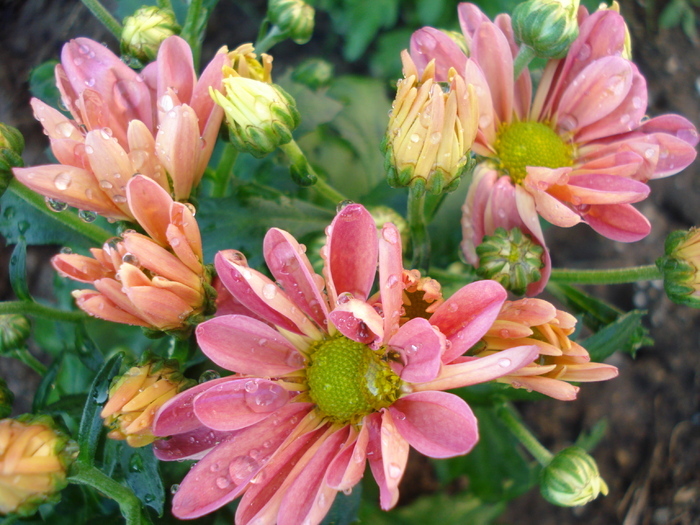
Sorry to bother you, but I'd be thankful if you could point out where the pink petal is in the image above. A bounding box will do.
[409,27,467,81]
[414,345,540,392]
[191,51,228,133]
[173,403,312,519]
[278,427,350,525]
[389,391,477,458]
[126,174,172,245]
[387,318,444,383]
[530,190,581,227]
[639,114,699,147]
[430,280,507,363]
[566,174,650,204]
[73,290,149,326]
[583,203,651,241]
[156,36,196,109]
[153,426,233,461]
[378,412,409,508]
[52,253,109,282]
[329,298,384,345]
[364,413,400,510]
[326,425,369,490]
[556,57,633,133]
[646,132,699,178]
[215,251,322,338]
[126,119,169,192]
[457,3,491,45]
[155,103,200,200]
[153,377,233,437]
[194,379,290,431]
[324,204,378,303]
[471,21,514,125]
[466,59,498,148]
[196,315,305,376]
[264,228,329,328]
[378,223,404,341]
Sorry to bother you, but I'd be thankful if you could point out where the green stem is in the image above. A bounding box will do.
[69,463,147,524]
[0,300,87,322]
[80,0,122,39]
[211,143,238,197]
[11,347,47,376]
[9,180,113,246]
[180,0,204,67]
[550,264,661,285]
[497,403,553,466]
[513,44,537,79]
[408,183,430,273]
[279,140,348,205]
[255,25,285,54]
[156,0,173,9]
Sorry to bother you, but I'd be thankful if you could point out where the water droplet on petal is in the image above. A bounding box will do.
[216,476,231,489]
[170,484,180,494]
[199,370,220,383]
[244,380,259,393]
[229,455,259,484]
[388,462,402,479]
[498,358,512,368]
[262,283,278,300]
[54,172,72,191]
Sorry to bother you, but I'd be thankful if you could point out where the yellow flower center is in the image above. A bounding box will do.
[494,121,573,184]
[306,334,402,424]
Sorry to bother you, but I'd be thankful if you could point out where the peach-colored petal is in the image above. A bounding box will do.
[51,253,111,282]
[126,119,169,192]
[125,174,172,246]
[125,286,193,329]
[72,289,149,326]
[155,103,200,200]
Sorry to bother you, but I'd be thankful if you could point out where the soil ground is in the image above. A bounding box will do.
[0,1,698,524]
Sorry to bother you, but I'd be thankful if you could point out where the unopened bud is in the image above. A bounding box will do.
[512,0,580,59]
[383,52,478,194]
[657,228,700,308]
[292,58,334,90]
[0,123,25,197]
[0,415,77,517]
[101,359,194,447]
[476,227,544,296]
[0,378,13,419]
[540,446,609,506]
[121,6,181,63]
[228,44,273,83]
[211,73,301,158]
[268,0,315,45]
[0,314,31,355]
[369,205,409,248]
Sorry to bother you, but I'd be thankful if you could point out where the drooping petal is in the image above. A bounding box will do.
[51,253,110,282]
[196,315,305,376]
[153,425,233,461]
[378,223,404,342]
[326,425,369,491]
[155,103,200,200]
[328,298,384,345]
[125,174,172,246]
[194,379,290,431]
[583,203,651,242]
[388,317,444,383]
[389,391,477,458]
[430,280,507,363]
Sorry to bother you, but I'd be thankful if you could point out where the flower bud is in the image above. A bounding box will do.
[369,205,409,248]
[657,228,700,308]
[0,314,31,355]
[0,123,25,197]
[0,378,13,419]
[383,51,479,194]
[512,0,580,59]
[228,44,273,83]
[268,0,315,45]
[121,6,181,63]
[475,227,544,296]
[101,359,195,447]
[540,446,609,506]
[0,415,77,516]
[291,58,334,90]
[210,73,301,158]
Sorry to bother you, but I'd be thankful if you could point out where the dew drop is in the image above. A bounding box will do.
[53,172,72,191]
[498,358,512,368]
[60,246,73,255]
[576,43,592,61]
[388,462,402,479]
[216,476,231,489]
[229,455,259,484]
[244,380,259,393]
[56,121,76,138]
[430,131,442,144]
[170,484,180,495]
[382,226,399,245]
[262,283,278,300]
[122,253,140,266]
[99,180,113,190]
[199,370,220,383]
[343,487,353,496]
[79,210,97,223]
[409,133,421,143]
[160,94,175,112]
[113,195,127,204]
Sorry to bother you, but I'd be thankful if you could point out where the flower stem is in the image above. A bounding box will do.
[10,347,47,376]
[255,25,285,54]
[8,180,113,246]
[497,403,553,466]
[408,182,430,273]
[80,0,122,39]
[210,143,239,197]
[69,463,148,525]
[156,0,173,9]
[513,44,537,79]
[0,300,88,323]
[279,140,348,205]
[550,265,661,285]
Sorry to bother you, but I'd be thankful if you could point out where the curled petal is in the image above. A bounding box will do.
[153,425,233,461]
[409,27,467,82]
[388,318,444,383]
[583,203,651,242]
[329,298,384,345]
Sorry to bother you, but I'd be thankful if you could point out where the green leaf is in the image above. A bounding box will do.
[32,358,62,413]
[583,310,653,361]
[368,29,412,80]
[417,0,448,25]
[197,189,334,267]
[77,352,124,466]
[9,237,31,301]
[434,406,537,502]
[29,60,62,109]
[120,444,165,516]
[277,72,344,136]
[545,282,620,330]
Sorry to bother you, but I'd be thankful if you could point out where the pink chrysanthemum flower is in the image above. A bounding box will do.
[410,3,698,294]
[152,204,538,523]
[13,36,229,220]
[52,175,209,331]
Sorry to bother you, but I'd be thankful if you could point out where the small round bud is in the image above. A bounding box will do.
[475,227,544,296]
[369,205,409,248]
[121,6,181,63]
[101,358,195,447]
[540,446,609,506]
[0,378,13,419]
[657,228,700,308]
[0,314,31,355]
[210,75,301,158]
[268,0,315,45]
[291,58,334,90]
[384,52,479,194]
[0,415,77,517]
[512,0,580,59]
